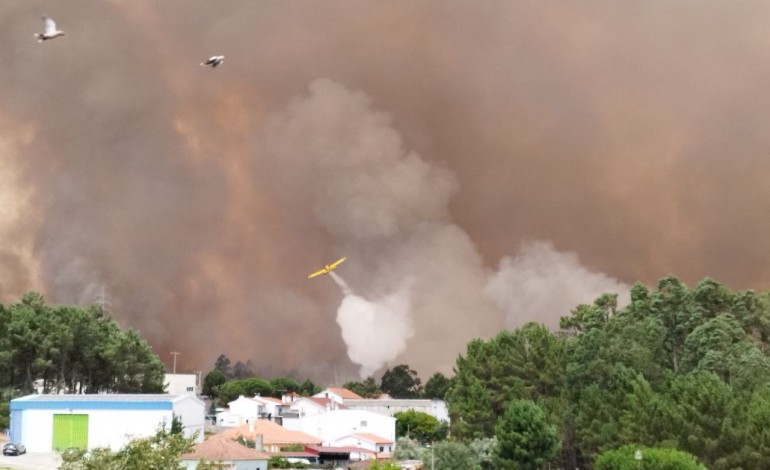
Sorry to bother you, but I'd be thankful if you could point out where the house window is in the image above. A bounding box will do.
[379,446,384,452]
[186,387,194,392]
[360,420,367,427]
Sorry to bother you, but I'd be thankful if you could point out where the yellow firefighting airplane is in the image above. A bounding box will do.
[308,257,346,279]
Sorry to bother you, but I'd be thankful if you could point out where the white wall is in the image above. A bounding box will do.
[343,399,450,423]
[20,408,173,452]
[251,397,282,418]
[173,395,206,443]
[288,398,326,417]
[18,396,204,452]
[333,435,393,454]
[228,396,263,422]
[215,409,245,427]
[164,374,198,395]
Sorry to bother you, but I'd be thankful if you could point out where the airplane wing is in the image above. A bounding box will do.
[308,268,327,279]
[329,257,346,269]
[44,16,57,35]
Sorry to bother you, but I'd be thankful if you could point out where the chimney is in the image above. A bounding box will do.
[255,434,264,452]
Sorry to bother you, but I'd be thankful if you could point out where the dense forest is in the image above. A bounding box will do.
[445,275,770,469]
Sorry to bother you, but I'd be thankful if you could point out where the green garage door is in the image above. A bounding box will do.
[52,414,89,450]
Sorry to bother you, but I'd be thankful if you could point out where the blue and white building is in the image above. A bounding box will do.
[9,394,205,452]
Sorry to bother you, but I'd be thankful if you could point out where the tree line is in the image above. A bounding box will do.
[0,292,164,395]
[444,275,770,469]
[203,355,451,408]
[7,274,769,469]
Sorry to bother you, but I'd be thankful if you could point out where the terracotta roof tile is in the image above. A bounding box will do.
[253,396,283,405]
[217,420,322,445]
[327,387,363,399]
[180,436,271,461]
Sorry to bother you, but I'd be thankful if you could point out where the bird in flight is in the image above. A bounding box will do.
[308,257,346,279]
[35,16,65,42]
[201,55,225,68]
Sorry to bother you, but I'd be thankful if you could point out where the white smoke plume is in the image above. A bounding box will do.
[330,272,413,378]
[262,80,635,378]
[261,79,502,377]
[486,241,630,329]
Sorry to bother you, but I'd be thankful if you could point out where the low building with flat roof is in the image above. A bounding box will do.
[9,394,204,452]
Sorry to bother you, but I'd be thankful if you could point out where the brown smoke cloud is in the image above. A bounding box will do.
[1,1,769,381]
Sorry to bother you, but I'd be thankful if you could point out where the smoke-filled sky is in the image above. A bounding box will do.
[1,1,770,382]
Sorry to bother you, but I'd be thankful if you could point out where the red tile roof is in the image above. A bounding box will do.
[217,420,322,445]
[326,387,363,399]
[253,396,283,405]
[180,436,271,461]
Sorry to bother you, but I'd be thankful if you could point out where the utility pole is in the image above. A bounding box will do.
[171,352,180,374]
[430,443,436,470]
[92,285,112,314]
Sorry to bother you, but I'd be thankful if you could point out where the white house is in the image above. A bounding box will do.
[9,394,205,452]
[282,409,395,447]
[226,395,263,424]
[217,420,322,453]
[251,395,285,419]
[313,387,362,405]
[343,398,450,423]
[333,432,394,455]
[287,396,345,418]
[164,373,199,395]
[216,394,287,427]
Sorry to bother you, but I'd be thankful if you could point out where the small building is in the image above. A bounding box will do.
[217,420,322,453]
[333,432,394,455]
[288,396,346,418]
[223,395,287,425]
[9,394,205,452]
[313,387,363,405]
[224,395,264,425]
[283,409,395,447]
[251,395,286,419]
[180,435,270,470]
[164,373,199,395]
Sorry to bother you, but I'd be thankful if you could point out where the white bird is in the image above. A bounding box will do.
[201,55,225,68]
[34,16,65,43]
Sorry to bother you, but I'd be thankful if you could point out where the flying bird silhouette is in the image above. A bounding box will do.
[201,55,225,68]
[35,16,65,42]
